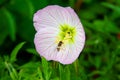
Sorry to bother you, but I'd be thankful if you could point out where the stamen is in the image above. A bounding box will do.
[67,32,70,34]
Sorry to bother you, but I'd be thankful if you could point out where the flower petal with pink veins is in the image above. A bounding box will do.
[33,5,85,64]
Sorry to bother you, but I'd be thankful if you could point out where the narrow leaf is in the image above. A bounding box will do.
[2,8,16,41]
[41,57,51,80]
[9,0,34,19]
[102,2,120,13]
[10,42,25,63]
[5,62,18,80]
[0,8,9,45]
[37,67,44,80]
[26,48,39,56]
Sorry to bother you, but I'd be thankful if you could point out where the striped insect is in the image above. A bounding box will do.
[57,41,63,51]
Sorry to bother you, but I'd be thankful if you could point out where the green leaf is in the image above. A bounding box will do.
[17,19,35,42]
[0,8,8,45]
[89,4,107,14]
[59,64,70,80]
[42,57,48,73]
[59,64,63,80]
[0,0,4,4]
[69,0,75,8]
[26,48,39,56]
[42,57,52,80]
[52,77,59,80]
[104,16,119,33]
[79,9,96,20]
[90,56,101,69]
[102,2,120,13]
[5,62,18,80]
[88,70,105,77]
[9,0,34,19]
[1,8,16,41]
[48,0,67,6]
[18,62,41,80]
[10,42,26,63]
[65,66,70,80]
[110,11,120,20]
[31,0,48,11]
[83,0,92,4]
[37,67,44,80]
[93,17,119,33]
[102,2,120,20]
[19,61,40,69]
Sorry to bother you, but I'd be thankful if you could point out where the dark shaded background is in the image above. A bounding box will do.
[0,0,120,80]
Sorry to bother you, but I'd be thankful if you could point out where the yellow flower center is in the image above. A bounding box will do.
[56,24,76,45]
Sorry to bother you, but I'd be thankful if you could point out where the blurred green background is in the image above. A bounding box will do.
[0,0,120,80]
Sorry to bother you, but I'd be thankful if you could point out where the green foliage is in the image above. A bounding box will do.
[10,42,26,63]
[0,8,16,42]
[26,48,38,56]
[31,0,48,11]
[5,62,18,80]
[9,0,34,19]
[69,0,75,8]
[93,16,119,33]
[4,9,16,41]
[0,0,120,80]
[41,57,52,80]
[0,8,8,45]
[59,64,70,80]
[102,2,120,13]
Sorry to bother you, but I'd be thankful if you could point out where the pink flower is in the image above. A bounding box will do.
[33,5,85,64]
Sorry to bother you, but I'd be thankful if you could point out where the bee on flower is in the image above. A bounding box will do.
[33,5,85,64]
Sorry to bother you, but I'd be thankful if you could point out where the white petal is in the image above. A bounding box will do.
[65,7,80,27]
[33,5,64,31]
[56,31,85,64]
[33,5,82,31]
[56,44,79,64]
[34,27,59,60]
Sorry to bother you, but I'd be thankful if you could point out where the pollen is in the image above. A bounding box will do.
[56,24,76,47]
